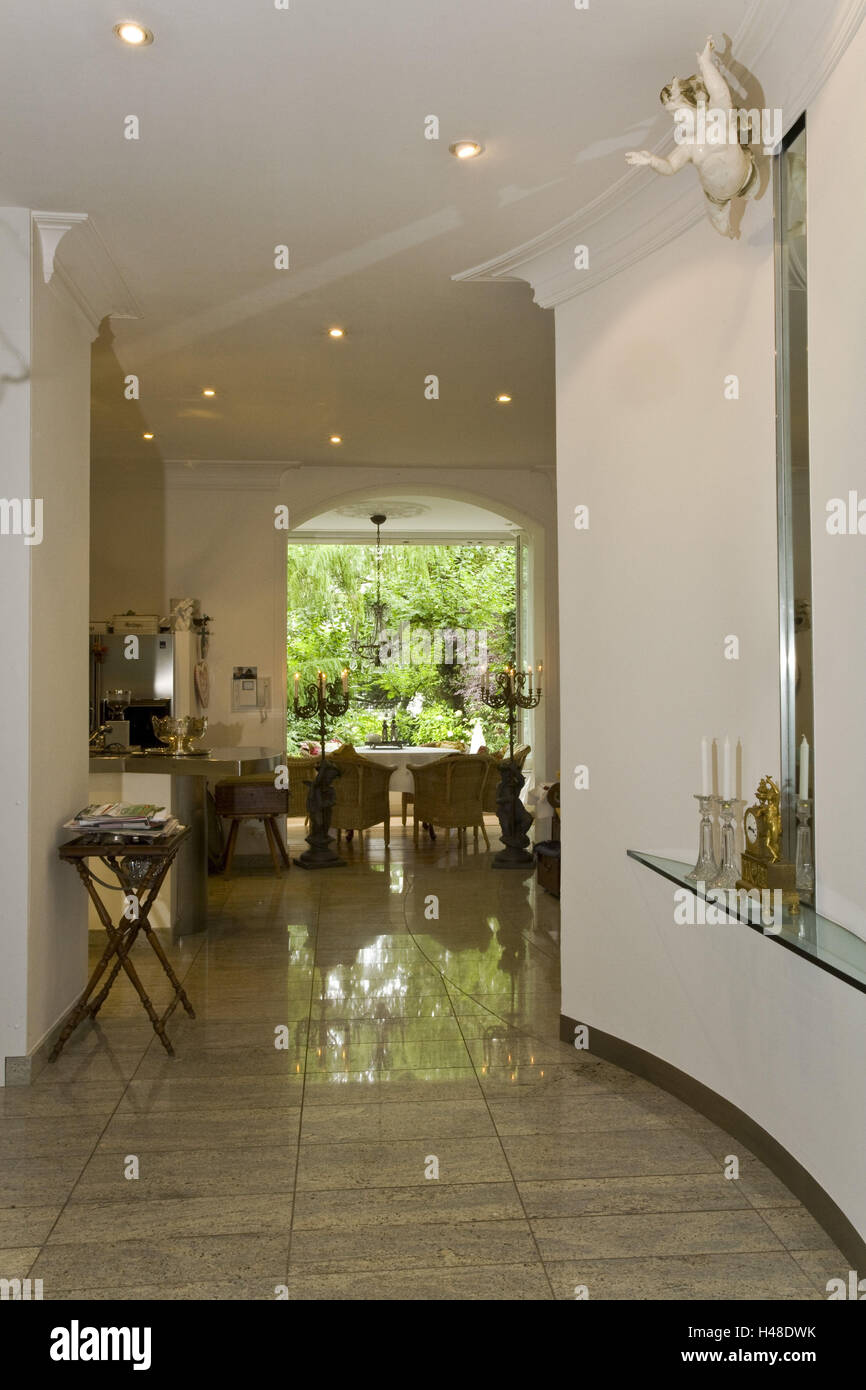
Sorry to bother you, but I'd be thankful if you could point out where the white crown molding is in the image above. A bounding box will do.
[31,211,88,283]
[454,0,866,309]
[160,458,554,490]
[164,460,299,490]
[32,211,141,333]
[289,529,517,545]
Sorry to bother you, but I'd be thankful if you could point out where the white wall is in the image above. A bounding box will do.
[0,212,92,1076]
[0,209,33,1071]
[808,16,866,939]
[553,54,866,1240]
[27,225,92,1053]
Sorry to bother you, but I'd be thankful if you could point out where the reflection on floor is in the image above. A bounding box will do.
[1,825,848,1300]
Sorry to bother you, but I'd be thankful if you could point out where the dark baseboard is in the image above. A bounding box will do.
[560,1012,866,1269]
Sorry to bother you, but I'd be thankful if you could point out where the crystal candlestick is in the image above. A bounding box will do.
[795,799,815,901]
[709,798,741,890]
[685,794,718,885]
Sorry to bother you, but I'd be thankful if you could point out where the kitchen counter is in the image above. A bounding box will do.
[89,746,282,776]
[88,746,284,937]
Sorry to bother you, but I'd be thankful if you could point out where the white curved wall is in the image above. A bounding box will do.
[553,25,866,1240]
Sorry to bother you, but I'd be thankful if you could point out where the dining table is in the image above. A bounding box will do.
[352,745,452,793]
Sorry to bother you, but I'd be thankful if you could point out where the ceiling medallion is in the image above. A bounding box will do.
[336,501,429,520]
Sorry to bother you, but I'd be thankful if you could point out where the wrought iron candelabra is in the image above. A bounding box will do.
[481,663,543,870]
[292,672,350,869]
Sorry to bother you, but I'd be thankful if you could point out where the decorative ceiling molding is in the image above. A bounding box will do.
[31,211,87,283]
[32,211,141,333]
[454,0,866,309]
[163,460,299,490]
[289,529,518,546]
[159,459,554,488]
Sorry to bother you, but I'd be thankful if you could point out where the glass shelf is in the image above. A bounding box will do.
[628,851,866,995]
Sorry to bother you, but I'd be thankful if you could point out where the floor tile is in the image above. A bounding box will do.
[292,1181,524,1230]
[68,1144,297,1203]
[300,1098,496,1143]
[517,1173,751,1219]
[32,1233,290,1292]
[46,1193,294,1244]
[282,1263,552,1300]
[531,1208,785,1261]
[545,1252,820,1301]
[295,1137,511,1190]
[290,1217,537,1272]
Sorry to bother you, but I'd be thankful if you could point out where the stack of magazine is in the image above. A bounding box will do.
[64,803,180,839]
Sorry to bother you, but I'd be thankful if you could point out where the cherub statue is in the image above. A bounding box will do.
[625,36,758,237]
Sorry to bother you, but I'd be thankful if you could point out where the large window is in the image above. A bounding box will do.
[286,541,517,752]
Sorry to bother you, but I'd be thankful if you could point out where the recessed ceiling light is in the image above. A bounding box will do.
[329,435,342,445]
[202,388,216,397]
[496,394,512,403]
[142,432,154,439]
[328,327,345,339]
[449,140,484,159]
[114,21,154,46]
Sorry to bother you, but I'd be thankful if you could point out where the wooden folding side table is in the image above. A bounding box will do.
[51,826,196,1060]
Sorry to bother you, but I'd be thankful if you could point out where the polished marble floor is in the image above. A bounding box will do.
[0,823,849,1300]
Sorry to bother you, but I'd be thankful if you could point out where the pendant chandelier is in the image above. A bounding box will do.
[350,513,389,667]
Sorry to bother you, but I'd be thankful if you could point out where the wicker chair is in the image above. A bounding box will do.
[284,755,319,819]
[327,744,396,847]
[481,744,531,814]
[408,753,490,848]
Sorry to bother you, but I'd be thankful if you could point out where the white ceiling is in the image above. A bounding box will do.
[1,0,749,467]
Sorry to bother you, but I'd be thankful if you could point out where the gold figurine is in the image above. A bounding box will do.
[737,775,799,915]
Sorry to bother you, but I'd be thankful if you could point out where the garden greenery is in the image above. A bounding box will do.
[287,542,516,753]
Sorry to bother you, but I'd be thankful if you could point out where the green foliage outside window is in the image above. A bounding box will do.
[287,543,516,754]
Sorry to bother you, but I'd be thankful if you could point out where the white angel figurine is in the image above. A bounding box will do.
[625,36,758,237]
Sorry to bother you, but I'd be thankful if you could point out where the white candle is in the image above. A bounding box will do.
[799,735,809,801]
[700,737,710,796]
[294,672,299,699]
[722,735,732,800]
[507,667,513,694]
[711,739,719,797]
[341,668,348,694]
[536,663,543,690]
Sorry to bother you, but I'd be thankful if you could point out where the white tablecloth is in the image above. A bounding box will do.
[353,746,452,794]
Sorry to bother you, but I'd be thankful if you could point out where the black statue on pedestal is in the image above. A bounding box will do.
[493,760,534,869]
[294,761,345,869]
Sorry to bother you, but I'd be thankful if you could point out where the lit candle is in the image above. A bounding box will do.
[700,736,710,796]
[536,663,542,691]
[507,667,514,694]
[799,735,809,801]
[341,668,348,694]
[294,672,299,700]
[722,735,732,801]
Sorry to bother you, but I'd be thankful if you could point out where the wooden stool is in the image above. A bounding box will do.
[215,774,291,878]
